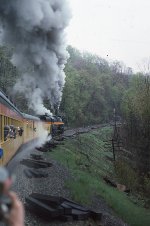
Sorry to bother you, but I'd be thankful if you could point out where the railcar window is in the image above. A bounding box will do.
[0,115,2,142]
[4,116,6,126]
[4,125,10,141]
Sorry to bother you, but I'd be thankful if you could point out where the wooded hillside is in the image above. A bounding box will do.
[60,46,132,126]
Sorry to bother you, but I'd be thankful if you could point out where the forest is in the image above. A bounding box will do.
[0,45,150,200]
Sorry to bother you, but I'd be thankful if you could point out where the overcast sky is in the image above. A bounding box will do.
[67,0,150,72]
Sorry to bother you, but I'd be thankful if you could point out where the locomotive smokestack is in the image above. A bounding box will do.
[0,0,71,114]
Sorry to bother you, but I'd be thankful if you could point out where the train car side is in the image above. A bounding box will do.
[0,92,24,165]
[0,92,42,166]
[22,113,41,143]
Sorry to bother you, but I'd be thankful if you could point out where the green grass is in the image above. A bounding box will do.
[48,126,150,226]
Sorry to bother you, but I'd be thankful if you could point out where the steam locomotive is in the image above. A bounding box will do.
[0,90,64,166]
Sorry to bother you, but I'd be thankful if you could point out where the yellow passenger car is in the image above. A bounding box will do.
[0,90,24,165]
[0,91,41,166]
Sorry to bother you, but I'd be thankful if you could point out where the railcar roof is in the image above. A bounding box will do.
[0,90,23,116]
[22,113,40,121]
[38,114,52,121]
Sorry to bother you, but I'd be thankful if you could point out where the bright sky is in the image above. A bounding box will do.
[67,0,150,72]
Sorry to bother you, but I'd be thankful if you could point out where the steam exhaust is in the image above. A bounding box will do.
[0,0,71,114]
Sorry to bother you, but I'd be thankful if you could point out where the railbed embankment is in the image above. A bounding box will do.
[6,131,129,226]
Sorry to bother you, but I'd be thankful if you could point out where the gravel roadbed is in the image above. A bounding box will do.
[7,143,128,226]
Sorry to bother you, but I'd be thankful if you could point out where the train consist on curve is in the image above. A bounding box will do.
[0,90,64,166]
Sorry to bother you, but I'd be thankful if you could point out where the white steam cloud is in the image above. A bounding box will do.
[0,0,71,114]
[36,122,51,147]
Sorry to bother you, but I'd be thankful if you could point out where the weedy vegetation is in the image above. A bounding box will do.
[49,126,150,226]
